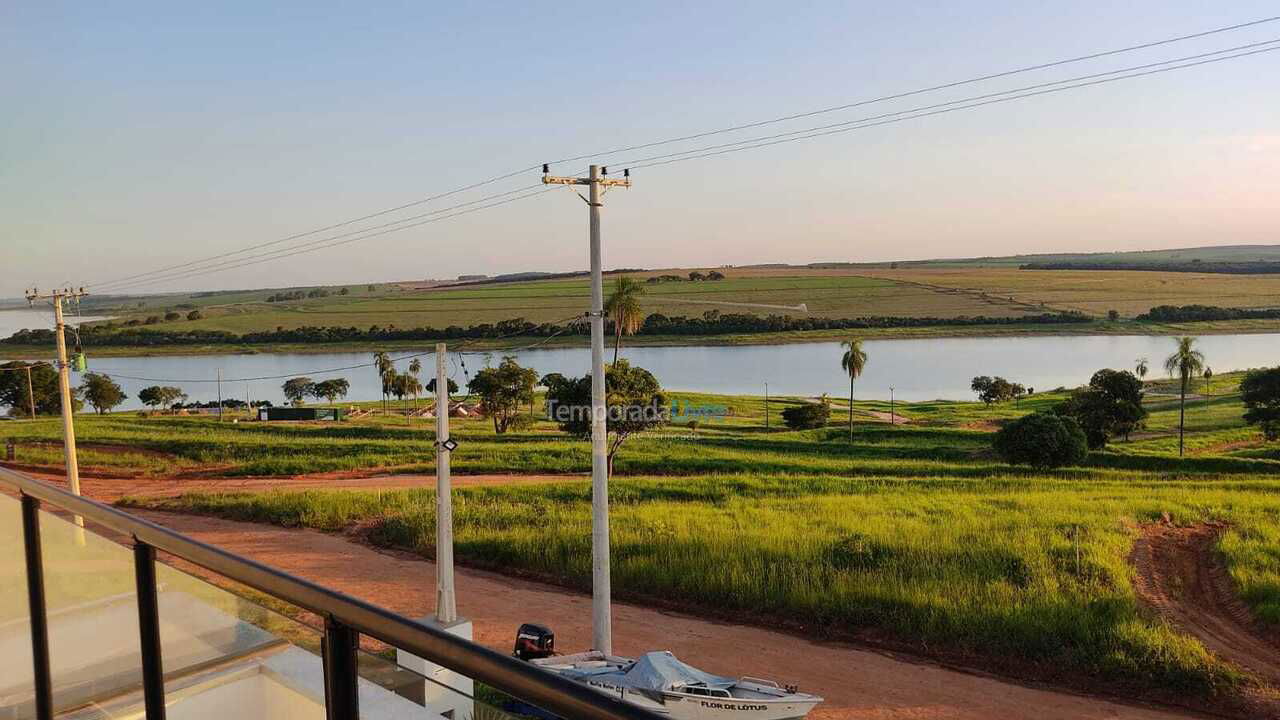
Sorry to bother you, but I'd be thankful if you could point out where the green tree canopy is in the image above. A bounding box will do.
[79,373,127,415]
[1055,369,1148,448]
[1241,367,1280,440]
[138,385,186,410]
[993,413,1088,469]
[0,361,77,415]
[544,359,666,474]
[312,378,350,406]
[282,377,316,407]
[468,357,539,433]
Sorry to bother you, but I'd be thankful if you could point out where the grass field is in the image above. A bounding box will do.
[6,373,1280,702]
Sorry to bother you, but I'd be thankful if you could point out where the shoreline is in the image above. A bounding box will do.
[4,319,1280,359]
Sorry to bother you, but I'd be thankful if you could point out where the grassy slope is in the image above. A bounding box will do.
[10,380,1278,698]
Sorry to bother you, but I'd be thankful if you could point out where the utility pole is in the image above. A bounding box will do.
[889,387,896,426]
[434,343,457,623]
[25,365,36,420]
[764,381,770,430]
[542,163,630,654]
[217,369,223,422]
[25,287,88,534]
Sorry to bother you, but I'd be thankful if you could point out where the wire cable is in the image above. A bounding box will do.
[624,42,1280,173]
[79,16,1279,292]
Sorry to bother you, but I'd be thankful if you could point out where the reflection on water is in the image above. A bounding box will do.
[6,333,1277,410]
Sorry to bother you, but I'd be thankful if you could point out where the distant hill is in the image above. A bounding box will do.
[751,245,1280,273]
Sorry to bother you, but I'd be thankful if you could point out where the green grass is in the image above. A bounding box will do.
[128,470,1280,697]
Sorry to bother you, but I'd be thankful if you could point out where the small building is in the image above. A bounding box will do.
[260,407,346,421]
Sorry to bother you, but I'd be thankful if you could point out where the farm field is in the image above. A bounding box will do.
[6,373,1280,714]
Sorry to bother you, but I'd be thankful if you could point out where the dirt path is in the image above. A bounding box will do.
[7,469,586,504]
[132,509,1197,720]
[1131,523,1280,695]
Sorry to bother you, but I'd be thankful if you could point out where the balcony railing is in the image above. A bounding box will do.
[1,466,660,720]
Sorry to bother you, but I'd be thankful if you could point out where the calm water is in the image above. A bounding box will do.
[0,308,113,338]
[8,333,1278,410]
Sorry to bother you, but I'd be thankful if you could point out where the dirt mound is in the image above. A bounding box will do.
[1131,522,1280,709]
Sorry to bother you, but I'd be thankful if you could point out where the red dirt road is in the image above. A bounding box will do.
[134,509,1198,720]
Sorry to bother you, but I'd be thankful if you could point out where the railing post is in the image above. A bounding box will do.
[21,493,54,720]
[134,540,167,719]
[322,616,359,720]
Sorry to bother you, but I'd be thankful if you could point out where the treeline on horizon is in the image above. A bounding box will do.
[1137,304,1280,322]
[0,311,1090,347]
[1021,261,1280,274]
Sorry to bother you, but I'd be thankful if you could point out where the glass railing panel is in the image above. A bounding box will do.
[0,500,144,719]
[356,642,527,720]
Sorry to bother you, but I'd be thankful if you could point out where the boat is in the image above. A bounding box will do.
[515,626,822,720]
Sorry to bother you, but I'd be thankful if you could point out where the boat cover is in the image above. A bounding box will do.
[562,651,735,694]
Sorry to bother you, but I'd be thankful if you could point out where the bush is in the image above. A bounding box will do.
[164,311,181,321]
[781,402,830,430]
[993,413,1088,469]
[186,310,203,321]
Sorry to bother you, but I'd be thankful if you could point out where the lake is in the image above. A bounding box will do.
[0,308,113,338]
[8,333,1277,410]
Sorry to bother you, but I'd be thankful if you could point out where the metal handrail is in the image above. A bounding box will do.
[2,467,661,720]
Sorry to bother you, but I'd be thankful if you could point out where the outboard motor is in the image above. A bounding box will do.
[514,623,555,660]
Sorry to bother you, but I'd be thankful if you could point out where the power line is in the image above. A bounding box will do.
[545,15,1280,168]
[86,166,541,290]
[96,186,560,293]
[92,184,551,293]
[81,15,1279,293]
[623,42,1280,173]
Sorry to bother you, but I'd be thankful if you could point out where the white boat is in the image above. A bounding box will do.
[531,650,823,720]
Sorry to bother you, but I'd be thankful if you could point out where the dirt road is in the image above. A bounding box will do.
[134,509,1198,720]
[1131,523,1280,713]
[7,468,586,503]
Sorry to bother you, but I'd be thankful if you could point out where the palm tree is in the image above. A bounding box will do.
[1135,357,1149,381]
[604,277,645,363]
[840,339,868,442]
[408,358,422,412]
[373,352,394,413]
[1163,336,1205,457]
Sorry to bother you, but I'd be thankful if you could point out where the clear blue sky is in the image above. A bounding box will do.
[3,2,1278,296]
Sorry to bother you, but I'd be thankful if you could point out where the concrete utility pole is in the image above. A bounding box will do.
[764,381,770,430]
[217,369,223,422]
[25,365,36,419]
[434,343,456,623]
[542,163,631,655]
[26,287,88,533]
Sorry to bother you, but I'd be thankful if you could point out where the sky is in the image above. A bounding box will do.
[2,2,1278,297]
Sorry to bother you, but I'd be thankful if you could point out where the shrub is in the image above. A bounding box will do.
[164,311,181,321]
[993,413,1088,469]
[186,310,203,321]
[1241,367,1280,440]
[781,402,830,430]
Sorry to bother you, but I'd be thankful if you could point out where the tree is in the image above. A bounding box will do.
[408,358,423,411]
[1203,366,1213,392]
[1055,369,1147,448]
[605,277,645,363]
[0,361,73,416]
[1164,336,1205,457]
[138,385,186,411]
[688,271,705,281]
[993,413,1088,469]
[706,270,726,280]
[1135,357,1149,381]
[468,357,539,434]
[840,339,868,441]
[186,310,203,320]
[282,377,316,407]
[312,378,350,406]
[781,402,830,430]
[373,352,394,412]
[164,311,181,321]
[544,359,666,475]
[1241,367,1280,440]
[971,376,1019,405]
[79,373,126,415]
[426,377,459,395]
[392,372,422,423]
[1107,309,1120,322]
